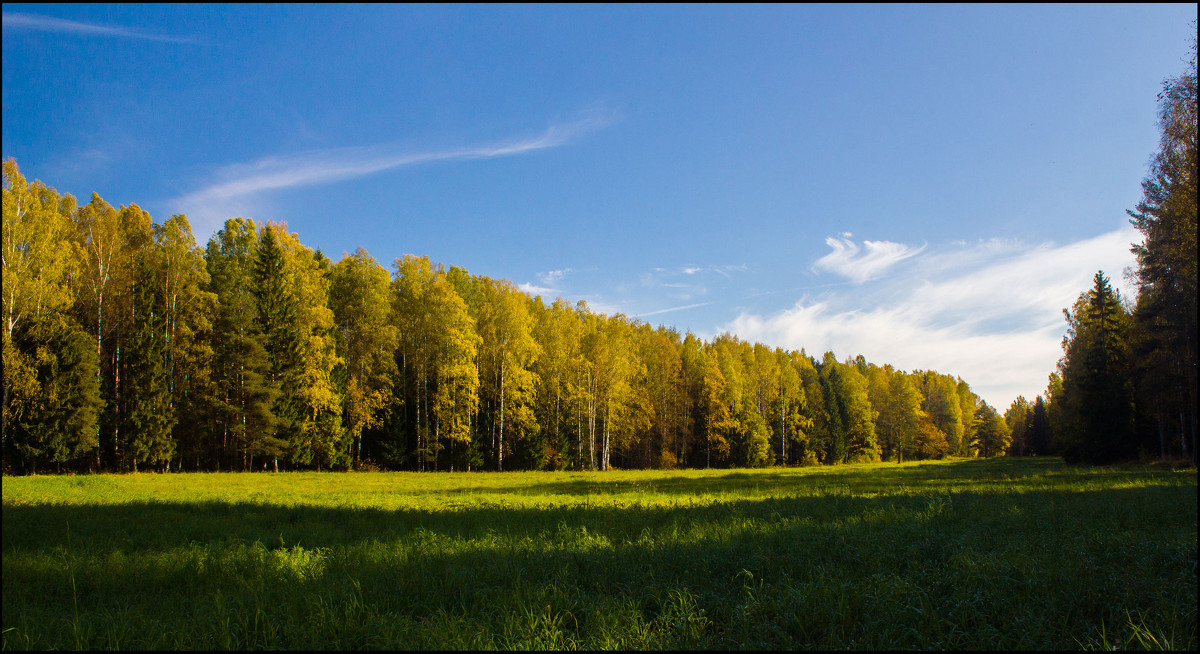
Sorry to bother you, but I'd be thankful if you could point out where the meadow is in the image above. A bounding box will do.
[2,458,1195,650]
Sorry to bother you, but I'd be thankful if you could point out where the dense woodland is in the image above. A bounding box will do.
[2,40,1194,474]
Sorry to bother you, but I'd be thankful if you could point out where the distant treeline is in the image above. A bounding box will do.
[2,159,1010,474]
[2,37,1194,474]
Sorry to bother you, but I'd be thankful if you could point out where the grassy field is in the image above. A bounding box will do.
[2,457,1195,650]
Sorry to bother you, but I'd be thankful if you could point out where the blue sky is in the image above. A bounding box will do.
[3,4,1195,409]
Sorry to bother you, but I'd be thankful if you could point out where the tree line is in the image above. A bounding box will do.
[1027,33,1196,465]
[3,34,1193,474]
[4,161,1017,474]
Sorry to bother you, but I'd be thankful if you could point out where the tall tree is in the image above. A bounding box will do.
[207,218,279,471]
[917,371,963,455]
[1128,31,1197,462]
[956,380,979,457]
[152,214,215,471]
[475,277,537,471]
[391,256,479,471]
[331,247,398,468]
[796,353,830,465]
[531,297,585,469]
[1026,395,1051,456]
[2,161,98,471]
[251,225,302,471]
[871,365,923,463]
[818,353,847,464]
[428,272,479,471]
[839,360,879,462]
[776,349,809,466]
[70,193,126,467]
[595,315,648,470]
[696,346,735,468]
[820,353,878,463]
[274,226,345,470]
[122,256,175,471]
[1056,272,1137,463]
[1004,396,1032,457]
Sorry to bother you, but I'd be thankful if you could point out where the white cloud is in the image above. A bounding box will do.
[2,12,197,43]
[518,282,558,297]
[722,226,1140,409]
[813,236,926,283]
[171,116,611,236]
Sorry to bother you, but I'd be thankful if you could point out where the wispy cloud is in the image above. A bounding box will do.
[636,301,714,318]
[172,117,610,234]
[722,226,1139,409]
[2,12,197,44]
[813,236,926,283]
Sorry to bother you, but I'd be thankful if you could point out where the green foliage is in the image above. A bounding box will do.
[818,354,878,464]
[3,316,101,473]
[973,402,1011,458]
[153,213,216,471]
[272,225,345,471]
[1004,396,1031,457]
[122,258,176,471]
[206,218,282,470]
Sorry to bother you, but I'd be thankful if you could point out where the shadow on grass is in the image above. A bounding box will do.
[3,460,1195,649]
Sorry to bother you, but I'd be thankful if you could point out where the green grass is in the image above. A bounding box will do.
[3,458,1196,649]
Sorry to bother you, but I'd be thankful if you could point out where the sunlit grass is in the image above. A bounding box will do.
[3,458,1195,649]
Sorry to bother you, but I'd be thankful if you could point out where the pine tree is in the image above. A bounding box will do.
[1057,272,1136,463]
[819,353,847,464]
[1027,395,1051,456]
[207,218,281,470]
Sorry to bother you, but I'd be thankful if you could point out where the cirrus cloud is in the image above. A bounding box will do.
[170,116,613,237]
[2,11,198,43]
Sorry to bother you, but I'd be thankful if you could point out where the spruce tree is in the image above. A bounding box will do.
[1057,272,1136,463]
[251,226,305,469]
[123,259,176,471]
